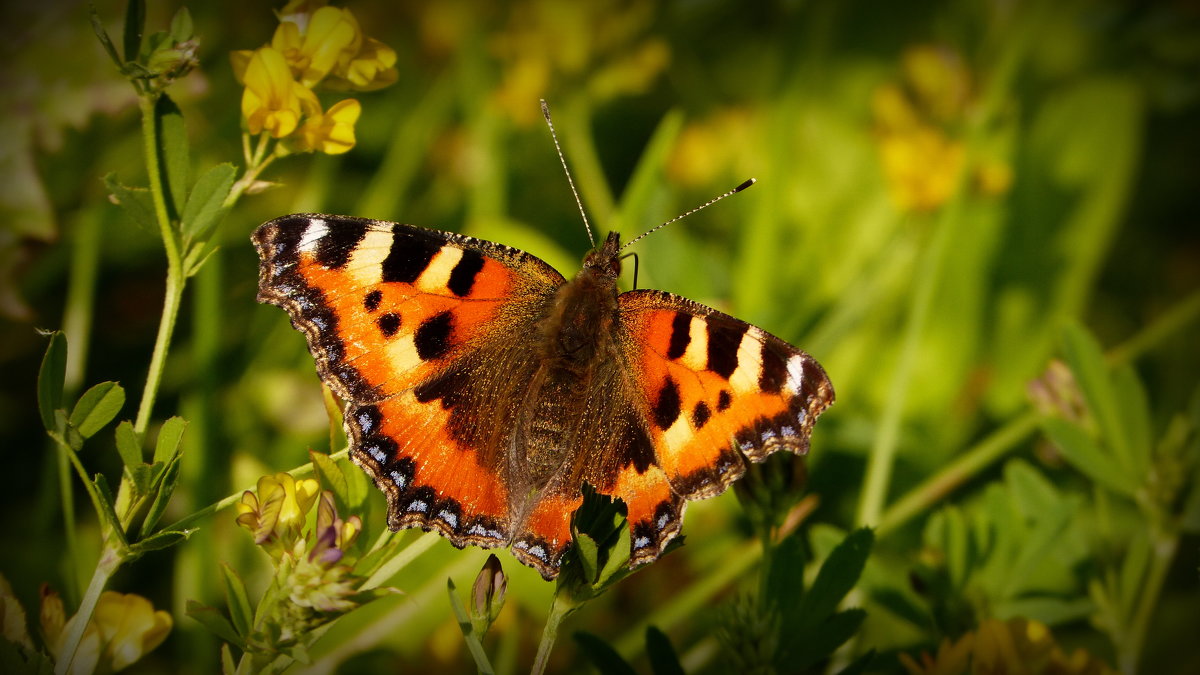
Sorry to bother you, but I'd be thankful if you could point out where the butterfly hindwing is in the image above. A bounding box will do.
[615,289,835,501]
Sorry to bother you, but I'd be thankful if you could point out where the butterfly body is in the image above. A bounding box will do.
[254,214,833,579]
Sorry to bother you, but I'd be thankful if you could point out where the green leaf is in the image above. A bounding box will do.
[1041,418,1138,496]
[183,241,221,278]
[104,174,157,231]
[835,650,876,675]
[1112,364,1153,480]
[129,529,190,554]
[168,6,193,43]
[221,563,253,638]
[92,473,128,547]
[1060,323,1135,474]
[612,109,684,233]
[310,450,349,507]
[114,421,143,471]
[574,631,637,675]
[645,626,685,675]
[791,608,867,670]
[220,644,236,675]
[796,528,873,629]
[69,382,125,439]
[37,331,67,432]
[181,163,234,243]
[766,533,808,626]
[155,95,190,220]
[1004,460,1064,520]
[140,455,181,536]
[186,600,246,649]
[154,416,187,463]
[122,0,145,64]
[89,5,122,67]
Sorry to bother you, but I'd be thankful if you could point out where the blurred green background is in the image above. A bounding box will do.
[1,0,1198,672]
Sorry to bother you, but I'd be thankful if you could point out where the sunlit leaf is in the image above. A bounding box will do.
[70,382,125,440]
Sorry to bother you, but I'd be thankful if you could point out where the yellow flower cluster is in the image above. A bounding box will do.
[873,45,1012,212]
[488,0,670,124]
[231,0,397,154]
[236,472,321,557]
[41,588,171,674]
[900,618,1117,675]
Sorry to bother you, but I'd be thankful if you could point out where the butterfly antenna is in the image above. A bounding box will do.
[620,178,756,251]
[541,99,596,248]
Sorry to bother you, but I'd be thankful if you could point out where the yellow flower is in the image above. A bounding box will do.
[489,0,668,124]
[274,6,361,88]
[241,46,318,138]
[277,0,329,30]
[877,125,965,212]
[329,38,398,92]
[871,44,1014,212]
[900,618,1118,675]
[236,472,321,553]
[289,98,361,155]
[52,591,171,674]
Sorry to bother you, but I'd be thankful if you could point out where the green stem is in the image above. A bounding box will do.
[1119,531,1178,674]
[878,412,1040,534]
[56,547,121,675]
[531,596,574,675]
[133,94,186,436]
[857,206,958,527]
[56,445,80,603]
[160,448,348,534]
[877,287,1200,534]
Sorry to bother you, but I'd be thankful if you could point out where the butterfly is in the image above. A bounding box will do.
[252,111,833,580]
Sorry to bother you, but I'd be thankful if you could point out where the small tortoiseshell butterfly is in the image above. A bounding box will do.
[253,106,833,579]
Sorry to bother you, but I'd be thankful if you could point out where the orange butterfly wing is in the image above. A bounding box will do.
[254,215,564,551]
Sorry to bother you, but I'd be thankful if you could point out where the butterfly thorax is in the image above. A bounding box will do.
[511,232,624,488]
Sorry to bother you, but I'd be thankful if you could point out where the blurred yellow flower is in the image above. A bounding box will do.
[236,472,321,554]
[49,590,171,674]
[877,125,965,212]
[667,108,755,187]
[330,37,399,92]
[241,46,318,138]
[872,44,1012,212]
[900,618,1117,675]
[490,0,668,124]
[290,98,361,155]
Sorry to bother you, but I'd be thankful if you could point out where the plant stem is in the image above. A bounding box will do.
[1119,531,1178,674]
[531,597,574,675]
[133,94,186,436]
[56,547,121,675]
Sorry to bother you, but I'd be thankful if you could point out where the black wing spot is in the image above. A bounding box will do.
[707,322,747,379]
[692,401,711,429]
[315,220,368,269]
[414,311,454,361]
[717,390,732,411]
[653,377,682,430]
[363,289,382,312]
[377,312,402,338]
[666,312,691,360]
[447,248,485,296]
[381,228,441,283]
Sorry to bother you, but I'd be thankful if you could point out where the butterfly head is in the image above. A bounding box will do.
[582,231,624,279]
